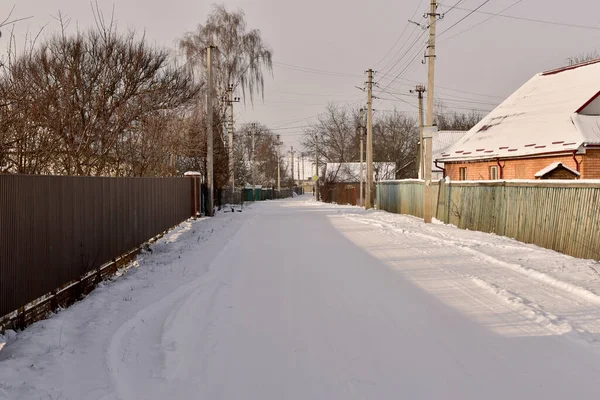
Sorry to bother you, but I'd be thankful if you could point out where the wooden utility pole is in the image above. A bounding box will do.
[365,69,374,209]
[411,85,426,179]
[359,108,365,207]
[227,84,240,194]
[424,0,439,223]
[206,45,215,216]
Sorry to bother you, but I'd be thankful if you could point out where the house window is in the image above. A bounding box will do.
[489,165,499,180]
[459,167,467,180]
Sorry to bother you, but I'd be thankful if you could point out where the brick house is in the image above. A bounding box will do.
[437,60,600,180]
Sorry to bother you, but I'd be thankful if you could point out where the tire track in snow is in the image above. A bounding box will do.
[344,214,600,305]
[339,213,600,348]
[106,214,257,400]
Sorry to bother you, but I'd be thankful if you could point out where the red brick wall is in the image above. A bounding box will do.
[445,155,579,180]
[581,149,600,178]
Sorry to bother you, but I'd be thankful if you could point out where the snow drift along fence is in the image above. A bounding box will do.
[377,180,600,261]
[0,175,194,322]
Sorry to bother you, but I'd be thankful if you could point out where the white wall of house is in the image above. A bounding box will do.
[432,170,444,180]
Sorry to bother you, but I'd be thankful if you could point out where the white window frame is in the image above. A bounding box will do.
[489,165,499,180]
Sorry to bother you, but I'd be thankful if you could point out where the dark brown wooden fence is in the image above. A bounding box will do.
[0,175,196,320]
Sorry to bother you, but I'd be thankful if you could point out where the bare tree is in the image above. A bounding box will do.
[179,4,273,111]
[302,104,419,181]
[434,104,484,132]
[569,50,599,65]
[237,123,281,187]
[301,104,359,182]
[373,110,419,179]
[0,17,200,176]
[178,4,273,189]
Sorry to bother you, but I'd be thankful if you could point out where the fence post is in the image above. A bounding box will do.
[184,172,202,218]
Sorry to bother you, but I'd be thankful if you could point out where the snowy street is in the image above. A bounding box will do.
[2,195,600,399]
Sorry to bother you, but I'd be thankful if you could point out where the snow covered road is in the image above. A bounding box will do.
[2,195,600,399]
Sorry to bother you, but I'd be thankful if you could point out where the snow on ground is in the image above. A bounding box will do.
[2,196,600,399]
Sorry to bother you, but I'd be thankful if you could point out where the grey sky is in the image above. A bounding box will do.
[3,0,600,151]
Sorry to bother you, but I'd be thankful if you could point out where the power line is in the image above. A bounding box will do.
[378,25,423,79]
[452,5,600,31]
[443,0,467,14]
[379,29,429,91]
[268,99,364,131]
[272,61,363,78]
[374,0,425,68]
[378,74,505,99]
[270,90,355,97]
[440,0,525,42]
[438,0,492,38]
[381,88,500,106]
[380,40,428,92]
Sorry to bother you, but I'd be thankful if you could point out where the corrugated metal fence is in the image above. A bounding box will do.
[377,180,600,261]
[320,183,364,206]
[0,175,195,319]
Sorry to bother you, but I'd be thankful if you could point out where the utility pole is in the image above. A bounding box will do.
[315,135,320,201]
[251,123,257,201]
[410,85,426,179]
[423,0,439,223]
[206,45,215,216]
[226,84,240,195]
[290,146,295,192]
[301,154,305,189]
[365,69,374,209]
[359,108,365,207]
[276,134,281,193]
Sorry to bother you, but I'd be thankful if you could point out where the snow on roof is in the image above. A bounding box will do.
[534,162,580,178]
[183,171,202,176]
[325,162,396,182]
[438,60,600,163]
[432,131,467,171]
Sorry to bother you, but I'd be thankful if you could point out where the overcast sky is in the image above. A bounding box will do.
[3,0,600,152]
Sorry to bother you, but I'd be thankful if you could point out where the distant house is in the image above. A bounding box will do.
[437,59,600,180]
[431,131,467,180]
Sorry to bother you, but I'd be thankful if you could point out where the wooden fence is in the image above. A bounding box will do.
[377,179,600,261]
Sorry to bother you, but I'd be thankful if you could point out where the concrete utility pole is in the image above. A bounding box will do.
[297,158,300,183]
[424,0,439,223]
[276,134,281,193]
[411,85,426,179]
[365,69,374,209]
[227,84,240,194]
[315,135,320,201]
[251,123,257,201]
[301,154,305,189]
[359,108,365,207]
[206,45,215,216]
[290,146,295,192]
